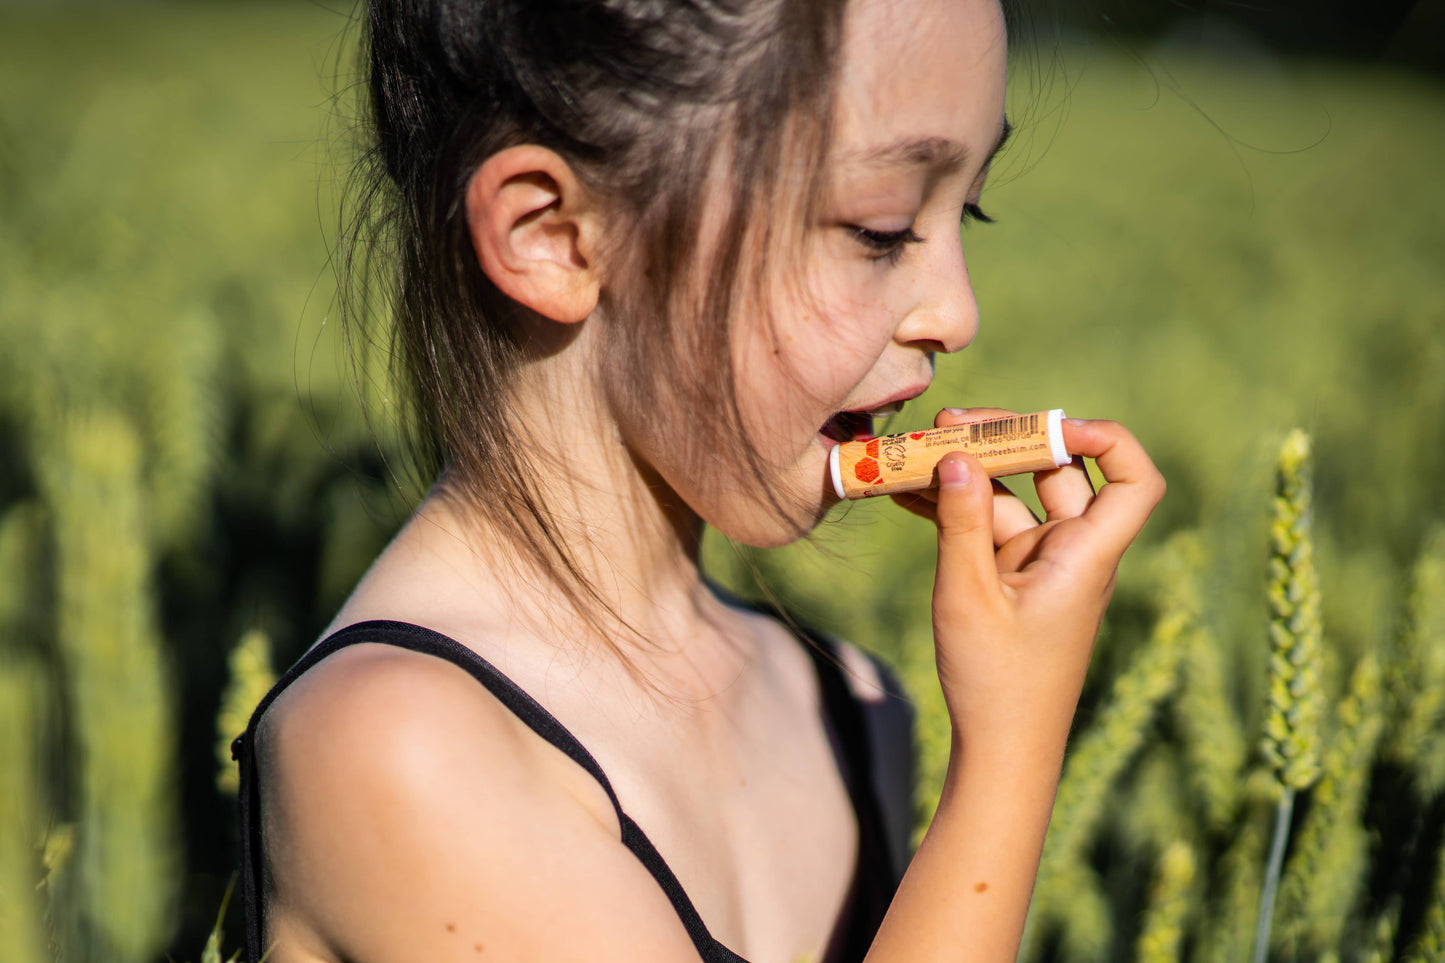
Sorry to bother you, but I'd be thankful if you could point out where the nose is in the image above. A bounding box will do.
[893,231,979,354]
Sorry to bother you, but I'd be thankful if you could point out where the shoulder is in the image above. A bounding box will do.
[254,638,697,962]
[258,639,528,771]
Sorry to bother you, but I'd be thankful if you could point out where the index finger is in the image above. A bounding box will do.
[932,406,1016,430]
[1061,418,1166,557]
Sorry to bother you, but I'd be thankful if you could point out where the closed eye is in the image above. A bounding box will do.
[851,226,924,265]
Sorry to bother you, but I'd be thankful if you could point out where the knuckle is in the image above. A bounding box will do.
[936,515,982,541]
[1151,471,1168,502]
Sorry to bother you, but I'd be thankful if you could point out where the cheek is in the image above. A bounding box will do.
[734,295,878,441]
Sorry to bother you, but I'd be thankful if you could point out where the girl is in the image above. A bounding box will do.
[233,0,1165,960]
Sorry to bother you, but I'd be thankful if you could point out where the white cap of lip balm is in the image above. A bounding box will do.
[828,408,1071,500]
[829,444,846,501]
[1046,408,1069,466]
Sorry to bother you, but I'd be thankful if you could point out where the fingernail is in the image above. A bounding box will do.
[938,456,971,489]
[1065,418,1088,427]
[943,407,967,416]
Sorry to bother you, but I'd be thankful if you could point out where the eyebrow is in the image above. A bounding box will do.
[844,117,1014,176]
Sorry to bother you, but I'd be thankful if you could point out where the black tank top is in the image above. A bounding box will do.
[232,617,915,963]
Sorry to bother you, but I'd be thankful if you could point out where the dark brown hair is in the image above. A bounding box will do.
[340,0,850,642]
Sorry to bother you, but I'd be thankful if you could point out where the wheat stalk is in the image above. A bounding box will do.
[1135,841,1197,963]
[40,412,176,963]
[1197,769,1276,963]
[1024,537,1200,962]
[141,309,220,551]
[1172,617,1248,834]
[0,501,51,963]
[1388,526,1445,798]
[1260,430,1325,791]
[1117,748,1191,860]
[1254,429,1325,963]
[215,628,277,795]
[1040,535,1197,873]
[1021,855,1112,963]
[0,656,48,963]
[1275,652,1383,956]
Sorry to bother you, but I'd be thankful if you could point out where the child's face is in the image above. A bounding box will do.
[604,0,1007,547]
[724,0,1009,544]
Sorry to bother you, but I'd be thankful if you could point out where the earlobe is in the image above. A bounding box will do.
[465,146,602,324]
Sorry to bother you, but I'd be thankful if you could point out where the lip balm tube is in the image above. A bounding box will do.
[829,409,1070,500]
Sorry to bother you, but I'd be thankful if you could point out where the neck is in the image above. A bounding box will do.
[407,324,753,692]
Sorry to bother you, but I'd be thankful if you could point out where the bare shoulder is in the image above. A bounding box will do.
[255,640,699,963]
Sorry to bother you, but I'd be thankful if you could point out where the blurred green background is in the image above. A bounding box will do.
[2,2,1443,961]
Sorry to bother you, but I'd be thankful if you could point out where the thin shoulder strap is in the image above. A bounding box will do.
[232,620,747,963]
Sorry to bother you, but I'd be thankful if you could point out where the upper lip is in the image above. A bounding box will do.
[844,382,931,414]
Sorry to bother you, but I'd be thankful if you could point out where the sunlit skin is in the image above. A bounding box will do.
[254,0,1164,961]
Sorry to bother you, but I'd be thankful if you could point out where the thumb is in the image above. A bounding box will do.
[933,453,1000,597]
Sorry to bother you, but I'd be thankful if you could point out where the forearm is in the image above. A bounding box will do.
[864,731,1067,963]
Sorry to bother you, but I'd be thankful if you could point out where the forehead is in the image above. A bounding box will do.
[834,0,1007,167]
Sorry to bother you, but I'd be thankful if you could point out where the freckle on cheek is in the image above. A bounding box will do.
[974,881,989,893]
[445,922,456,933]
[474,943,485,953]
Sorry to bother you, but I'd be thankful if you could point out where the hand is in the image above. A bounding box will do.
[890,408,1165,756]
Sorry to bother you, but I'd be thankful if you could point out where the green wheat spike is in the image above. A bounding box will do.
[142,309,221,550]
[1274,652,1384,957]
[1254,429,1326,963]
[216,628,277,795]
[1039,534,1197,872]
[1388,527,1445,799]
[1118,748,1192,861]
[1054,858,1112,963]
[1259,430,1325,792]
[1172,616,1248,833]
[0,656,48,963]
[1021,855,1112,963]
[1136,841,1197,963]
[1402,837,1445,963]
[40,412,177,963]
[0,501,52,963]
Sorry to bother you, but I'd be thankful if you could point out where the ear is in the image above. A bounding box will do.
[465,146,604,324]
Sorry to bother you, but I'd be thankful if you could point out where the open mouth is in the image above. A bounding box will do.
[820,410,874,444]
[819,400,907,445]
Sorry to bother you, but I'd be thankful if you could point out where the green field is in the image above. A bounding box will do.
[2,4,1443,961]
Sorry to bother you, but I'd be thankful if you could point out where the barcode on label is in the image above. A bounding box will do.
[971,413,1038,444]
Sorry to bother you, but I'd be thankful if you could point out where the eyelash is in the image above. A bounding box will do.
[851,203,995,265]
[852,226,924,265]
[962,202,995,226]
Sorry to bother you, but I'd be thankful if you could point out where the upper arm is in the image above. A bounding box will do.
[256,645,700,963]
